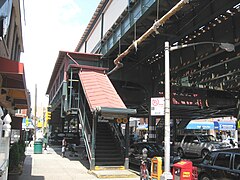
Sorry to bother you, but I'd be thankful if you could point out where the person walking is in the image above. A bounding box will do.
[43,133,48,150]
[62,137,67,157]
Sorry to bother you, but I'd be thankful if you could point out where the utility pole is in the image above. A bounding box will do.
[34,84,37,141]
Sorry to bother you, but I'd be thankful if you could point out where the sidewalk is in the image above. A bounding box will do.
[8,146,139,180]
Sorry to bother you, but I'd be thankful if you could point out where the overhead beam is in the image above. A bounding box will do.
[107,0,190,75]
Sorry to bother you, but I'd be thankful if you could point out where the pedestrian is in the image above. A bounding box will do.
[133,132,139,143]
[43,133,48,150]
[221,132,227,140]
[62,137,67,157]
[28,136,32,147]
[143,131,148,142]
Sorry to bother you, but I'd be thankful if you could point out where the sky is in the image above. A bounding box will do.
[21,0,101,111]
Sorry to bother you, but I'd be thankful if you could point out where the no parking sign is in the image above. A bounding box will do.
[151,97,164,116]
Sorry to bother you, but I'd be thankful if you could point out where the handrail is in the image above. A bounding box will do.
[77,108,92,163]
[0,159,8,177]
[111,123,126,155]
[79,97,91,136]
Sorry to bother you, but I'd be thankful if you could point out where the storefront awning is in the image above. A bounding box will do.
[185,121,214,130]
[0,57,29,109]
[137,124,148,130]
[214,121,236,131]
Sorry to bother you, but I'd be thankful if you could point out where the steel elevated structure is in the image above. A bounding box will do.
[46,0,240,170]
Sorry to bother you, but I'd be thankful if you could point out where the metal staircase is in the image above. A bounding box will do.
[95,122,124,166]
[64,65,136,170]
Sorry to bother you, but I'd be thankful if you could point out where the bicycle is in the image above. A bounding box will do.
[140,148,150,180]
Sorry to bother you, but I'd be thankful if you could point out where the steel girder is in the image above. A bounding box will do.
[101,0,240,119]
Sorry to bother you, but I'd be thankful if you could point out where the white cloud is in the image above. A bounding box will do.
[21,0,98,109]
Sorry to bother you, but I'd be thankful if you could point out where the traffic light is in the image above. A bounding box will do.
[46,106,52,121]
[26,116,29,126]
[46,111,51,121]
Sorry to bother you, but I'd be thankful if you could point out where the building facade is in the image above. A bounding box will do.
[0,0,30,179]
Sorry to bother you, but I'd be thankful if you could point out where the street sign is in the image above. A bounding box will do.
[151,97,164,116]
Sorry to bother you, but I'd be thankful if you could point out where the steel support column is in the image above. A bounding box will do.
[148,116,156,142]
[90,112,97,170]
[124,119,130,169]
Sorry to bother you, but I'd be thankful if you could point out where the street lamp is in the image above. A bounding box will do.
[161,41,235,180]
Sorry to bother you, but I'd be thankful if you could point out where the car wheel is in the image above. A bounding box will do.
[199,173,211,180]
[201,149,209,158]
[177,148,184,158]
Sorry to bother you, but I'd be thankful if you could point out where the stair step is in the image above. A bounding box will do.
[96,143,116,147]
[95,161,123,166]
[95,122,124,166]
[96,152,121,156]
[94,166,125,171]
[96,146,117,150]
[96,139,115,143]
[96,149,120,153]
[96,157,123,161]
[96,142,116,145]
[96,144,117,148]
[97,133,112,136]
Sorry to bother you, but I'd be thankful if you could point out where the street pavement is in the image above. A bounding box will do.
[8,146,140,180]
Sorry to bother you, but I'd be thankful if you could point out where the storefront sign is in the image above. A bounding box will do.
[214,121,236,131]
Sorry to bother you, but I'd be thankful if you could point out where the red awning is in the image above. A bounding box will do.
[0,56,29,109]
[79,66,126,111]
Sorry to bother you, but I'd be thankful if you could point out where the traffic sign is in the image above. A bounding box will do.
[151,97,164,116]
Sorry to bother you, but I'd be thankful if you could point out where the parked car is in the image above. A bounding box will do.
[129,142,181,171]
[196,148,240,180]
[173,134,231,158]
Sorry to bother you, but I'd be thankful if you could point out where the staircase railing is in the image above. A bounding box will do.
[110,123,126,157]
[77,98,92,165]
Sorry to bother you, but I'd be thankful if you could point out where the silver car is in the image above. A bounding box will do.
[173,134,231,158]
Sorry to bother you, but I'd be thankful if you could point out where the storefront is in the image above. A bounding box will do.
[214,121,236,131]
[185,121,214,134]
[214,121,236,138]
[186,121,214,130]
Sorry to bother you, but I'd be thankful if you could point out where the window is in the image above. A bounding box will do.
[199,135,216,142]
[175,135,184,142]
[202,152,215,165]
[192,136,199,143]
[184,136,194,143]
[214,153,231,168]
[233,154,240,170]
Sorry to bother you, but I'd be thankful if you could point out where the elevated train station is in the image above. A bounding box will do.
[46,0,240,170]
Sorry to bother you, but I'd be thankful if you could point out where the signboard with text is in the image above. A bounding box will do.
[151,97,164,116]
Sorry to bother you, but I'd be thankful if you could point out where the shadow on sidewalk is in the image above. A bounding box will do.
[8,155,44,180]
[51,145,90,169]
